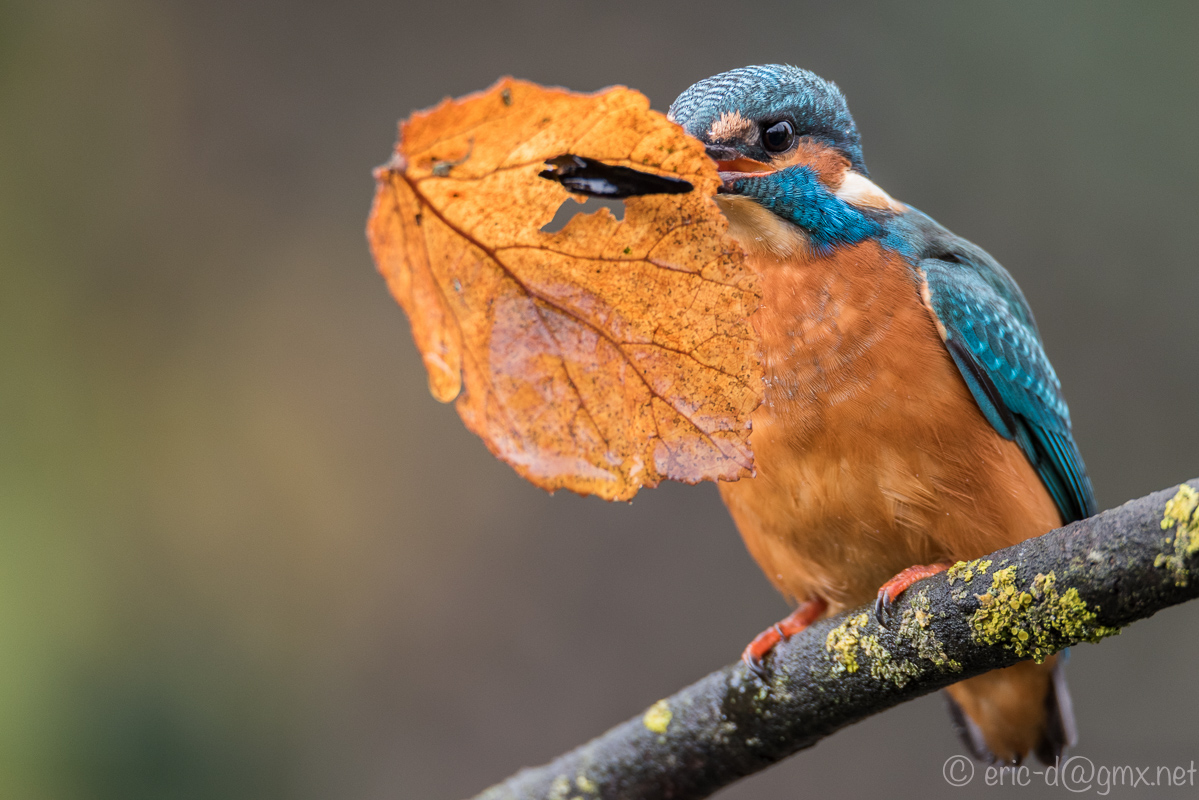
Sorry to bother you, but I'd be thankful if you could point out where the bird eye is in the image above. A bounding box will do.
[762,120,794,152]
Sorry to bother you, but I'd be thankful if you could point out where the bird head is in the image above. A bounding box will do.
[669,64,866,183]
[669,65,896,256]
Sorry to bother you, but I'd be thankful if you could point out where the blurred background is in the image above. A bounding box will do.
[2,1,1198,798]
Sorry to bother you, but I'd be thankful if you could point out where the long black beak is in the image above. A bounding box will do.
[704,144,741,162]
[539,154,693,198]
[701,144,775,193]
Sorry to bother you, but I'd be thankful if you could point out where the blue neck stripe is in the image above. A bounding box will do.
[731,166,880,252]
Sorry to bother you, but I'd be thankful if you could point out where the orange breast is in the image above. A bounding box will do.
[719,239,1061,611]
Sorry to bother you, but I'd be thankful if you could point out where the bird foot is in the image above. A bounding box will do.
[742,597,828,680]
[874,562,953,626]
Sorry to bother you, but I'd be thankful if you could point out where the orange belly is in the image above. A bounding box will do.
[719,238,1062,612]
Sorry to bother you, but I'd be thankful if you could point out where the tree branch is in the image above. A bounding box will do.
[469,479,1199,800]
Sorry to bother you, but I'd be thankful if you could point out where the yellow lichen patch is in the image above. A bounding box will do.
[897,591,962,673]
[643,699,672,734]
[947,558,992,586]
[547,775,572,800]
[971,566,1120,662]
[1162,484,1199,530]
[825,612,869,674]
[860,633,921,688]
[575,775,597,795]
[1155,484,1199,586]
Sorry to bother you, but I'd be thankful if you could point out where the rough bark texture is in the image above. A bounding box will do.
[470,479,1199,800]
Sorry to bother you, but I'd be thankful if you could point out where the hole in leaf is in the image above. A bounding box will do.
[540,196,626,233]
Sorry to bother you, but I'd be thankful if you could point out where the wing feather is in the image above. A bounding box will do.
[921,255,1096,522]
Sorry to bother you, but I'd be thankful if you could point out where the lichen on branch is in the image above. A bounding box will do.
[970,565,1119,662]
[469,480,1199,800]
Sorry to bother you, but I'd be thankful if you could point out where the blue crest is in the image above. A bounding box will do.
[669,64,866,174]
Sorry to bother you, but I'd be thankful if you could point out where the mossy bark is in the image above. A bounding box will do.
[470,479,1199,800]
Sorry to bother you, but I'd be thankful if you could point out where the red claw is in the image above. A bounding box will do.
[874,562,953,625]
[742,597,828,680]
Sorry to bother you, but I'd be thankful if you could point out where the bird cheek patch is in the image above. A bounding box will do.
[773,138,852,188]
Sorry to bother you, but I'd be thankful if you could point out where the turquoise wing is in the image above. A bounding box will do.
[920,254,1096,523]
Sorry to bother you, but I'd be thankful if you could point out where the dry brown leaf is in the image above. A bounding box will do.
[367,78,762,500]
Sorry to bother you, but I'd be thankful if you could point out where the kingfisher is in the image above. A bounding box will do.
[668,65,1096,765]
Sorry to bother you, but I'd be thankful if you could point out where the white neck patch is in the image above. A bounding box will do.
[833,170,905,212]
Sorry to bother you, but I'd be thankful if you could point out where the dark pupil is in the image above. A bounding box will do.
[763,120,793,152]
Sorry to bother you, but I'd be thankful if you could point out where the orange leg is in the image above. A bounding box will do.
[742,597,828,680]
[874,562,953,625]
